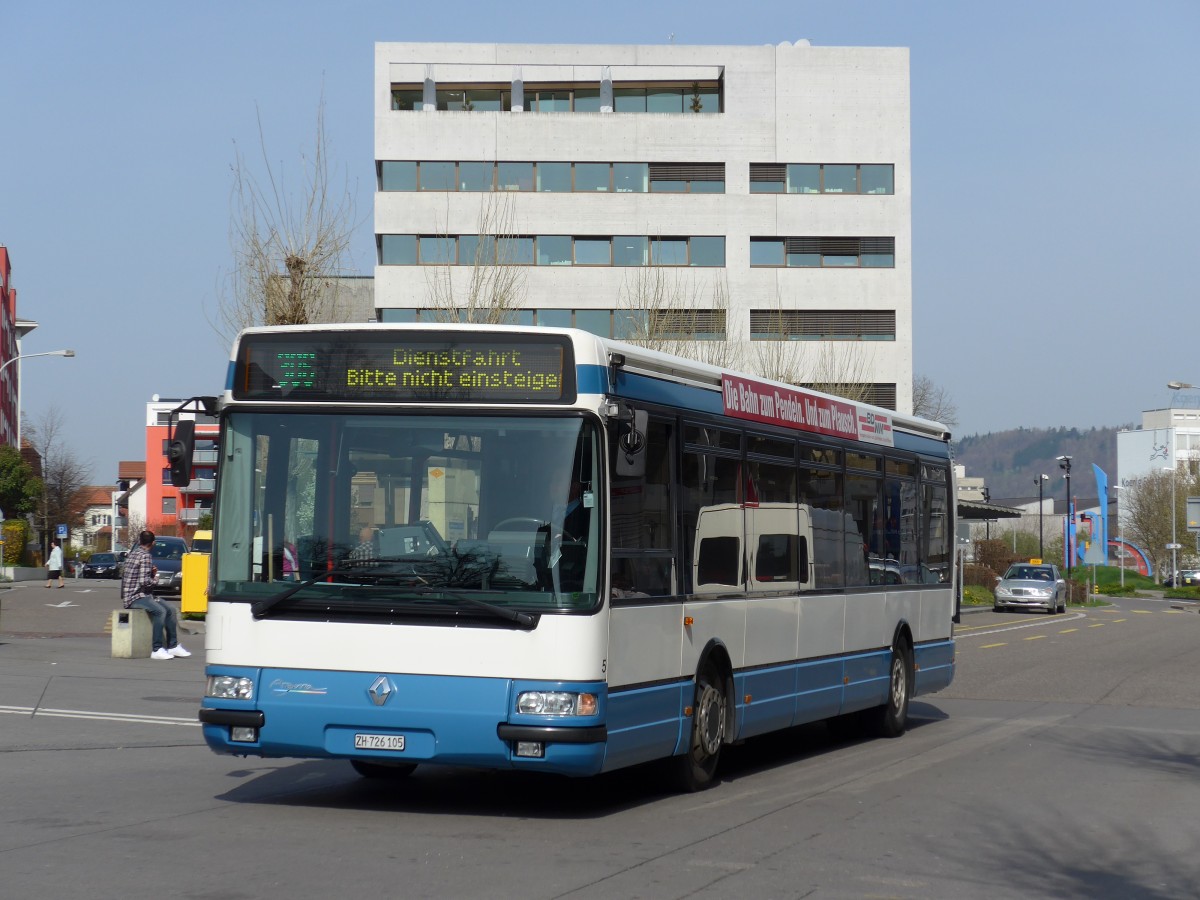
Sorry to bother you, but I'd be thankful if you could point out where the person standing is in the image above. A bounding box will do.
[120,530,190,661]
[45,539,65,589]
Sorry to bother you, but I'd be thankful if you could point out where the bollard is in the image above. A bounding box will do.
[111,609,152,658]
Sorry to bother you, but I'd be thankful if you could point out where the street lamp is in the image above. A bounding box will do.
[1037,474,1049,558]
[1057,455,1073,587]
[1167,381,1196,391]
[0,349,76,447]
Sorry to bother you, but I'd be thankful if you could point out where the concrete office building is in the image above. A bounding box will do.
[373,41,913,412]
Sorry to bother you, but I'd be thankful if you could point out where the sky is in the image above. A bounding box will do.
[3,0,1198,484]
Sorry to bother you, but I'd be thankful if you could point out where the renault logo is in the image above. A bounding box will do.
[368,676,394,706]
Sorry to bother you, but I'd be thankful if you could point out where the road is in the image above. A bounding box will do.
[2,581,1198,899]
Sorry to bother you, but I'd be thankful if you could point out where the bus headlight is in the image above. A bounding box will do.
[516,691,597,716]
[207,675,255,701]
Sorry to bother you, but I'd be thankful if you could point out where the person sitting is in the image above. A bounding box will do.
[347,526,379,565]
[120,530,190,661]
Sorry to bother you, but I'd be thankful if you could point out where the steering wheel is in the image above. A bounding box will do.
[490,517,545,532]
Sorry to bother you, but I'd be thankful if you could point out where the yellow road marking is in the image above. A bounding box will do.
[1059,628,1078,633]
[1088,623,1105,628]
[980,642,1006,649]
[1131,610,1153,614]
[1024,634,1047,641]
[1112,618,1127,623]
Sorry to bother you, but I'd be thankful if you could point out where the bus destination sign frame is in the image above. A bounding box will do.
[234,331,576,404]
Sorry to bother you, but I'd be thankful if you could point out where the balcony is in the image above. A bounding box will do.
[180,478,216,494]
[193,450,219,465]
[178,507,210,524]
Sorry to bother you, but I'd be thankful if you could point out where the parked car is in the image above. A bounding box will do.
[150,537,189,595]
[82,552,121,579]
[1177,568,1200,587]
[994,562,1066,614]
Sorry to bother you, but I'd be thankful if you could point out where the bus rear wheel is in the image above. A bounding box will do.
[672,663,727,792]
[866,641,912,738]
[351,759,417,779]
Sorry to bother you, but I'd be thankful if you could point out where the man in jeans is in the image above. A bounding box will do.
[120,530,190,661]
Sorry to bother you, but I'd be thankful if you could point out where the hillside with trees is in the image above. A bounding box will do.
[954,425,1124,501]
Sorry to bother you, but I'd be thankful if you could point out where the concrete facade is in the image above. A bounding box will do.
[373,41,913,412]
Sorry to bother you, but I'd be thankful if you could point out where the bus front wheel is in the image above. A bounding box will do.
[673,663,727,792]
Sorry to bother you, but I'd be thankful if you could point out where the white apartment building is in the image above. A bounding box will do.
[1117,401,1200,486]
[373,41,913,411]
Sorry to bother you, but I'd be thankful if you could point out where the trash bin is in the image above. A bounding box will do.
[181,552,209,615]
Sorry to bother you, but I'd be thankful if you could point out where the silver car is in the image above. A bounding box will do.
[994,563,1066,614]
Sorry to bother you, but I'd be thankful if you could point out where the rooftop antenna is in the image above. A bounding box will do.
[668,33,675,43]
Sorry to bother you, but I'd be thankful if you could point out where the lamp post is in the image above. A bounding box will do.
[0,349,76,447]
[1037,474,1049,558]
[1057,455,1073,586]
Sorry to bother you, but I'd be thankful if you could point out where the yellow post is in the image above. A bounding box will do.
[181,551,209,614]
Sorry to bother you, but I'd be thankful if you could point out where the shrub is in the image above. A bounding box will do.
[963,563,998,588]
[2,519,29,566]
[963,585,993,606]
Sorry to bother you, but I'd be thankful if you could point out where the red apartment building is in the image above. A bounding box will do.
[143,398,218,538]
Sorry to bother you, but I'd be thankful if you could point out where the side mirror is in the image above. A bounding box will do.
[615,408,648,477]
[994,575,1002,584]
[167,420,196,488]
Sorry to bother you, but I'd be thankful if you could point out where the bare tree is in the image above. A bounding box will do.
[425,194,528,323]
[912,373,959,426]
[617,267,741,368]
[216,98,357,342]
[25,408,92,553]
[1123,465,1200,580]
[749,298,876,401]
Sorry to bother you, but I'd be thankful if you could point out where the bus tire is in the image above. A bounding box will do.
[351,759,417,780]
[867,640,912,739]
[673,662,727,792]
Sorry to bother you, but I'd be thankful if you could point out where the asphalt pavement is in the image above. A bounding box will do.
[0,577,206,681]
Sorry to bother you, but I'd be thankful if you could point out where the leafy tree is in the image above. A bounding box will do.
[0,444,41,519]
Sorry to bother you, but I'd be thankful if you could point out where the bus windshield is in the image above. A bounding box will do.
[212,412,602,613]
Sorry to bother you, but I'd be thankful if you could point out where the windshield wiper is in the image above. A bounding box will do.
[400,586,537,629]
[250,566,393,619]
[250,567,538,629]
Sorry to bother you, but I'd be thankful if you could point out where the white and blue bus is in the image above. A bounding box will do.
[193,324,956,790]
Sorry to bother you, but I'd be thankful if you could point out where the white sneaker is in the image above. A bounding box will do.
[167,645,191,658]
[150,648,174,660]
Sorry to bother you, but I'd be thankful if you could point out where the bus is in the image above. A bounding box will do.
[191,324,956,790]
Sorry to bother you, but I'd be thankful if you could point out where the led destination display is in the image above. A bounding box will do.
[234,332,574,403]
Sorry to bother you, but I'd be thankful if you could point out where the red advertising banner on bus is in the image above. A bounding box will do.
[721,374,894,447]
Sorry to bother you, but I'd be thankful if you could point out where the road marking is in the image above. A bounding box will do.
[1088,623,1105,628]
[980,642,1006,649]
[1112,618,1127,623]
[1131,610,1154,614]
[1024,634,1047,641]
[1059,628,1078,633]
[45,600,79,608]
[0,704,199,727]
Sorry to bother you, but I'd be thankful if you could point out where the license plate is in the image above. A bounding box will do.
[354,733,405,751]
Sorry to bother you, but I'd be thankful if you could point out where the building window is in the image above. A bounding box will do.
[750,310,897,341]
[648,163,725,194]
[163,497,177,515]
[377,160,718,193]
[380,234,729,268]
[750,237,895,268]
[749,163,895,195]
